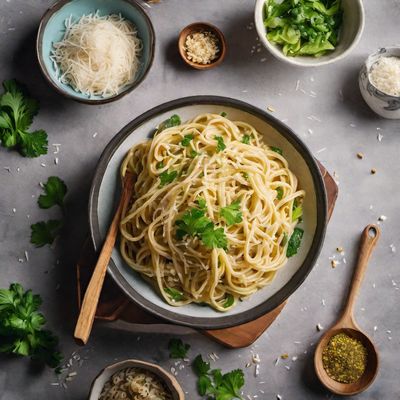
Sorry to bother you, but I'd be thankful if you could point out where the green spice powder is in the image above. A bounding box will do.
[322,333,368,384]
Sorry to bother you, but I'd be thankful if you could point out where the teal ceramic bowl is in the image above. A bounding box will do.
[36,0,155,104]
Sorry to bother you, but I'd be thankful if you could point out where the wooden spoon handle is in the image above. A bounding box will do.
[74,173,134,344]
[341,224,380,324]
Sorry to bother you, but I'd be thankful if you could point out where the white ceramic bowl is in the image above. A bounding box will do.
[254,0,365,67]
[359,47,400,120]
[88,359,185,400]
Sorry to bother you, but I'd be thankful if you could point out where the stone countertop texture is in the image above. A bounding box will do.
[0,0,399,399]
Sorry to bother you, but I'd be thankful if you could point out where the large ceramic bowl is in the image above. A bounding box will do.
[254,0,364,67]
[359,47,400,120]
[89,96,327,329]
[36,0,155,104]
[88,359,185,400]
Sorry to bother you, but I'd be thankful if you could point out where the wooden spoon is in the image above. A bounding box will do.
[314,224,380,396]
[74,172,134,344]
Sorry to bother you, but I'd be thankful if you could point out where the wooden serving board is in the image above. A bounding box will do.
[76,162,338,348]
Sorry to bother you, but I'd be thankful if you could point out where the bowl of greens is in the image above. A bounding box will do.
[255,0,364,67]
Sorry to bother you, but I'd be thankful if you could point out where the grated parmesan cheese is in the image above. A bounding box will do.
[184,31,220,64]
[51,12,142,97]
[369,56,400,97]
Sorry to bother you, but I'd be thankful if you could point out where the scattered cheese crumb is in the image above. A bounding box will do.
[371,168,376,174]
[357,152,364,159]
[267,106,275,112]
[184,31,220,65]
[316,323,324,331]
[378,215,387,221]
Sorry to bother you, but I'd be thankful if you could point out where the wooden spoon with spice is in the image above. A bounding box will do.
[314,224,380,396]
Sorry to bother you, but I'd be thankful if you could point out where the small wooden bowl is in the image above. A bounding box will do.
[178,22,226,70]
[88,359,185,400]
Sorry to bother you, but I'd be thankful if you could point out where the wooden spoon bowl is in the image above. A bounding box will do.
[314,224,380,396]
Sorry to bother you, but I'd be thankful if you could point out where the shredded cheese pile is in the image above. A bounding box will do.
[99,367,172,400]
[51,12,142,97]
[369,56,400,97]
[184,31,220,64]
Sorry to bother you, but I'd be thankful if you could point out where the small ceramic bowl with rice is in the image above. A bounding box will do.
[88,359,185,400]
[36,0,155,104]
[359,47,400,119]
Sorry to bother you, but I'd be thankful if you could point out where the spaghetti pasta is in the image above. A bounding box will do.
[120,113,305,311]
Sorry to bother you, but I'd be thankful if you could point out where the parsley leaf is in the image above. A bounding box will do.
[270,146,283,155]
[157,114,181,131]
[220,112,227,117]
[276,187,283,200]
[168,338,190,359]
[164,287,184,302]
[292,204,303,221]
[159,170,178,187]
[190,149,199,158]
[181,134,194,146]
[220,200,242,226]
[38,176,67,209]
[0,283,62,369]
[30,220,63,247]
[192,354,245,400]
[286,227,304,258]
[156,161,164,169]
[215,136,226,153]
[242,134,251,144]
[196,197,207,210]
[0,79,48,157]
[201,227,228,250]
[223,294,234,308]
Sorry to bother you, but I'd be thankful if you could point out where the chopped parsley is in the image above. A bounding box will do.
[38,176,67,209]
[0,283,62,369]
[276,187,283,200]
[242,134,251,144]
[190,149,199,158]
[181,134,194,146]
[270,146,283,155]
[0,79,48,157]
[220,200,242,226]
[196,197,207,210]
[292,204,303,221]
[157,114,181,131]
[286,227,304,257]
[156,161,164,169]
[159,170,178,187]
[164,287,184,302]
[175,207,228,250]
[30,220,63,247]
[223,294,235,308]
[220,112,227,117]
[168,338,190,359]
[193,354,245,399]
[215,136,226,153]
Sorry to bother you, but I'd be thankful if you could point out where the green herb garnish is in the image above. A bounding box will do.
[223,294,235,308]
[286,227,304,257]
[156,161,164,169]
[157,114,181,132]
[38,176,67,209]
[264,0,342,57]
[196,197,207,210]
[164,287,184,302]
[193,354,245,399]
[276,187,283,200]
[168,338,190,359]
[190,150,199,158]
[0,283,62,369]
[242,134,251,144]
[175,207,228,250]
[0,79,48,157]
[270,146,283,155]
[159,170,178,187]
[181,134,194,146]
[30,220,63,247]
[220,200,243,226]
[220,112,227,117]
[215,136,226,153]
[292,204,303,221]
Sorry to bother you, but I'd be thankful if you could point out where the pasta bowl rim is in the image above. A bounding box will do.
[89,95,328,330]
[88,359,185,400]
[36,0,155,105]
[254,0,365,67]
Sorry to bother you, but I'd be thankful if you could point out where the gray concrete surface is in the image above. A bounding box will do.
[0,0,399,399]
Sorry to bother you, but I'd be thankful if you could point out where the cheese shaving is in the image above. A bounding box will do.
[184,31,220,64]
[51,12,142,97]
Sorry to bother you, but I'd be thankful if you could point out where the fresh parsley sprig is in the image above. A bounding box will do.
[168,338,190,359]
[38,176,67,209]
[0,283,62,369]
[193,354,245,399]
[220,200,242,226]
[157,114,181,132]
[215,136,226,153]
[30,220,63,248]
[0,80,48,157]
[286,227,304,257]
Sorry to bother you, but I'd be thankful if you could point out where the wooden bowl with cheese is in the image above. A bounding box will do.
[178,22,226,70]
